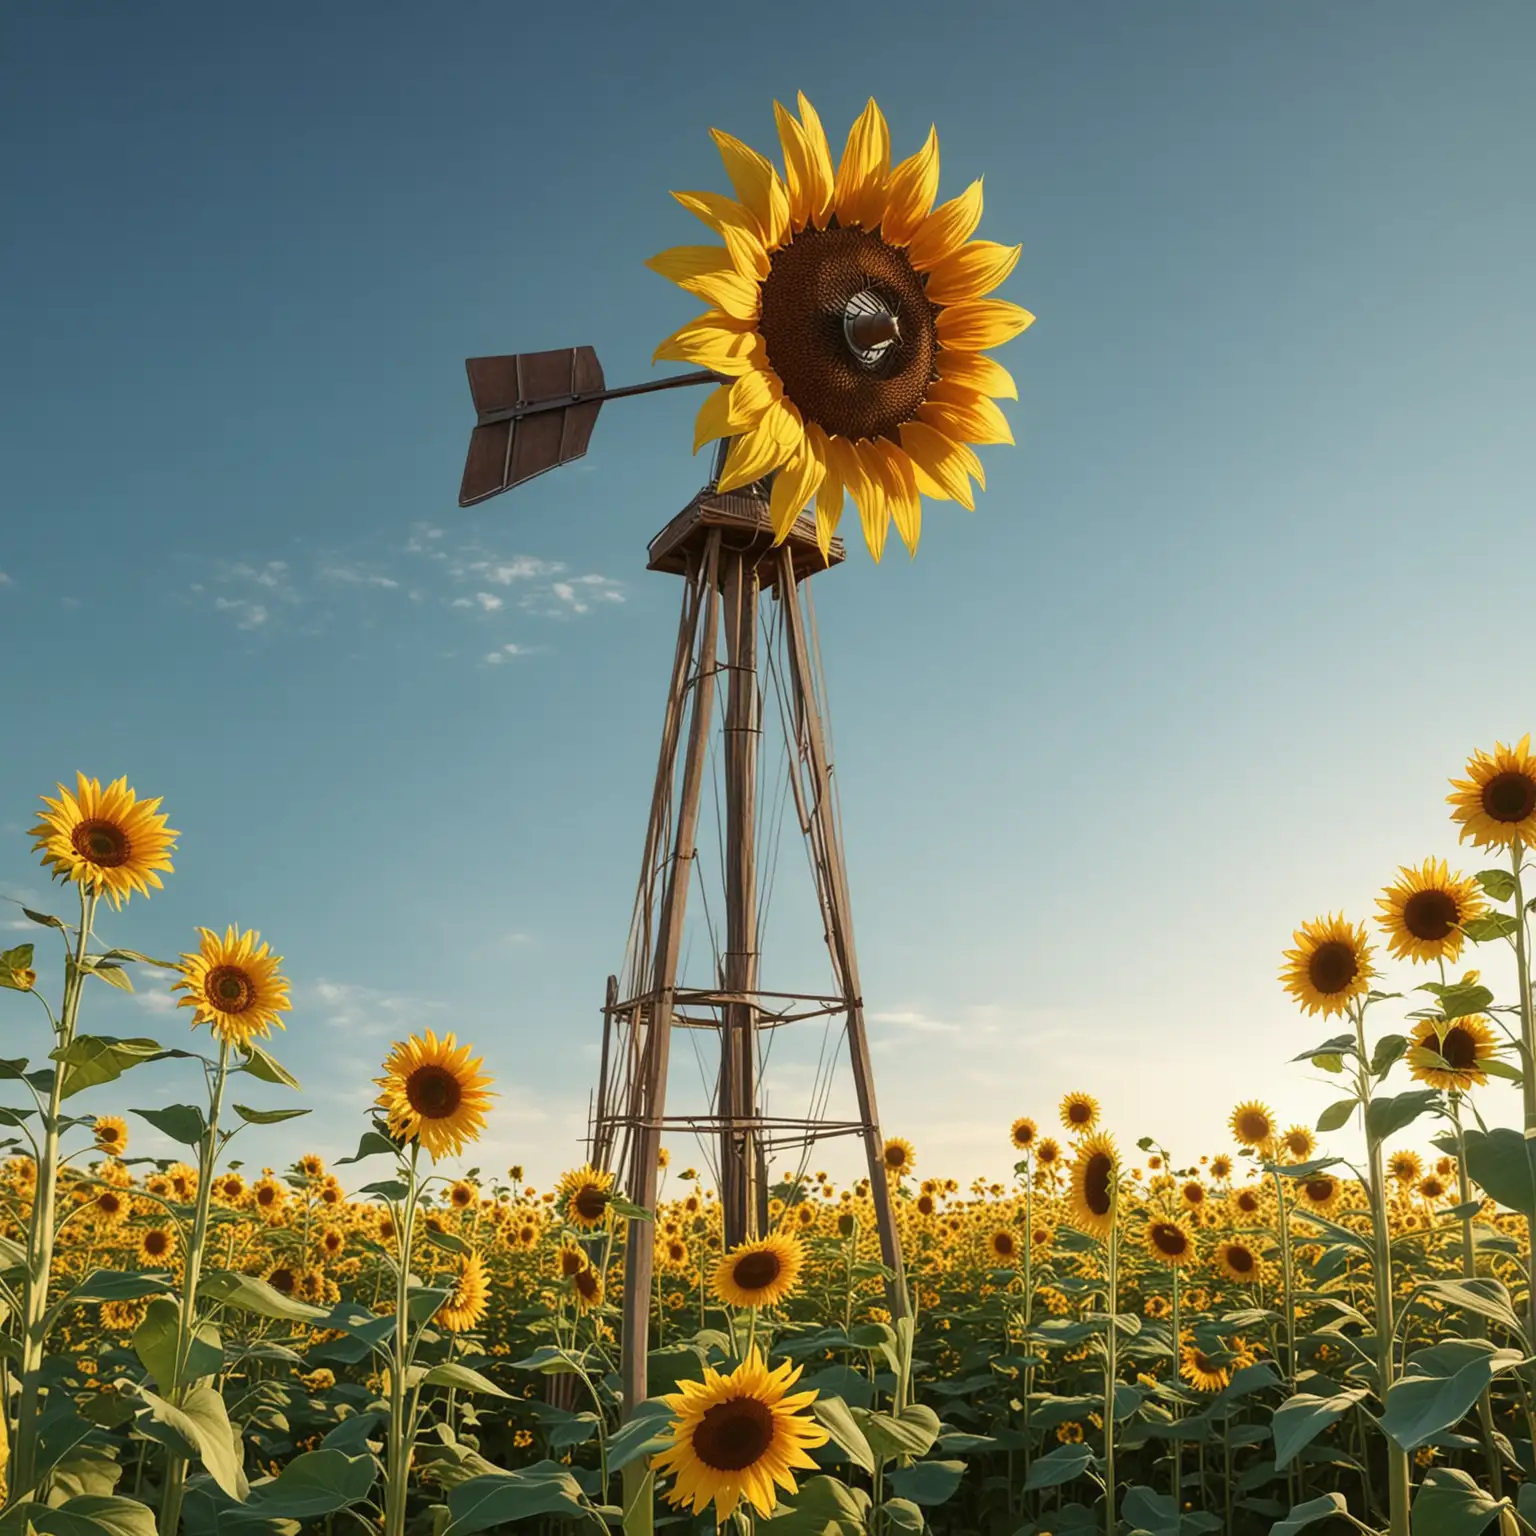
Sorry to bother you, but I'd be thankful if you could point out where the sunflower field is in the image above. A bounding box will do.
[3,739,1536,1536]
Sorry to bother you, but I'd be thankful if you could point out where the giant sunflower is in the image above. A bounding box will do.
[1448,735,1536,850]
[1406,1015,1499,1092]
[173,925,292,1049]
[1375,858,1486,965]
[1068,1132,1118,1239]
[1279,914,1375,1018]
[31,772,177,909]
[653,1348,831,1522]
[649,96,1031,563]
[436,1251,489,1333]
[713,1233,805,1309]
[375,1031,494,1162]
[558,1164,616,1231]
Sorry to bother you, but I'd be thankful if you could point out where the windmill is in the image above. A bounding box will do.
[459,92,1030,1419]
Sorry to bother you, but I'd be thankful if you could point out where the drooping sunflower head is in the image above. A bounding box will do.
[557,1164,617,1231]
[556,1241,589,1279]
[173,925,292,1049]
[1144,1218,1196,1269]
[436,1251,489,1333]
[1448,735,1536,850]
[1375,858,1487,965]
[570,1265,604,1313]
[1406,1015,1498,1092]
[92,1115,129,1156]
[882,1137,916,1179]
[1279,914,1375,1018]
[650,96,1032,564]
[1010,1117,1038,1151]
[1228,1102,1275,1153]
[1059,1091,1099,1135]
[30,773,178,910]
[1068,1132,1118,1240]
[712,1233,805,1310]
[449,1178,479,1210]
[1418,1174,1447,1203]
[1179,1337,1234,1394]
[653,1347,831,1522]
[375,1030,494,1162]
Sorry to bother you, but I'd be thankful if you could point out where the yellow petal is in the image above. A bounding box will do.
[677,268,761,321]
[716,399,801,493]
[923,240,1022,305]
[795,93,836,229]
[873,440,922,557]
[832,98,891,231]
[671,189,750,235]
[692,384,735,454]
[906,178,984,271]
[710,128,791,251]
[898,421,976,510]
[653,311,764,376]
[917,388,1014,446]
[768,435,826,542]
[774,101,814,232]
[880,126,939,247]
[935,349,1018,400]
[935,299,1035,351]
[725,368,783,429]
[845,439,890,563]
[645,245,734,284]
[719,219,771,282]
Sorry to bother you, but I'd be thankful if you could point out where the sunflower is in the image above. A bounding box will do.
[436,1251,489,1333]
[265,1263,299,1296]
[1418,1174,1447,1203]
[558,1164,616,1230]
[650,98,1031,563]
[297,1153,326,1180]
[653,1347,831,1522]
[139,1226,175,1265]
[1296,1173,1342,1216]
[1375,858,1487,964]
[1214,1240,1264,1285]
[92,1187,129,1226]
[570,1266,604,1313]
[1229,1102,1275,1153]
[1144,1218,1196,1269]
[449,1178,478,1210]
[30,772,178,909]
[1068,1133,1118,1239]
[1036,1138,1062,1169]
[1179,1337,1234,1393]
[1407,1015,1499,1091]
[1279,914,1375,1018]
[1059,1092,1099,1134]
[1387,1150,1423,1185]
[92,1115,128,1156]
[214,1172,246,1205]
[375,1031,494,1161]
[171,925,293,1050]
[659,1236,692,1273]
[556,1241,590,1279]
[713,1233,805,1309]
[1209,1155,1233,1182]
[1010,1117,1038,1151]
[1281,1126,1316,1162]
[1179,1180,1207,1212]
[1448,735,1536,850]
[882,1137,916,1179]
[987,1228,1020,1265]
[251,1177,287,1220]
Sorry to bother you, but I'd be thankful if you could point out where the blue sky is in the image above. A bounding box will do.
[2,1,1534,1189]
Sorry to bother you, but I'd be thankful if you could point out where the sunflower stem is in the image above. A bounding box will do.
[383,1145,421,1536]
[1169,1265,1181,1514]
[8,882,97,1505]
[1103,1182,1119,1536]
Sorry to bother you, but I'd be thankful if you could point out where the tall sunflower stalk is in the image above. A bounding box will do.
[381,1143,424,1536]
[1101,1179,1120,1536]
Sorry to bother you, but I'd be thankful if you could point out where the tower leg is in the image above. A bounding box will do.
[620,529,724,1416]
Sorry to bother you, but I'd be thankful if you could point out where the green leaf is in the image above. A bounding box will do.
[236,1043,300,1089]
[0,1495,159,1536]
[760,1476,871,1535]
[1381,1338,1529,1451]
[1432,981,1496,1022]
[83,961,134,993]
[605,1398,677,1472]
[230,1105,310,1126]
[1411,1466,1512,1536]
[509,1344,592,1377]
[854,1402,940,1461]
[1314,1099,1356,1134]
[1412,1277,1529,1347]
[66,1270,175,1304]
[440,1464,598,1535]
[1462,1128,1536,1221]
[132,1298,219,1389]
[1463,913,1521,943]
[884,1460,965,1507]
[133,1384,250,1502]
[1293,1033,1356,1064]
[336,1127,398,1163]
[129,1103,208,1147]
[1023,1441,1096,1489]
[1271,1387,1370,1470]
[1477,869,1518,902]
[420,1363,510,1397]
[1365,1089,1441,1143]
[198,1269,329,1323]
[1271,1494,1351,1536]
[51,1037,168,1100]
[1370,1033,1408,1076]
[609,1194,653,1221]
[876,1497,925,1532]
[422,1225,472,1256]
[241,1449,378,1519]
[814,1396,877,1473]
[23,907,67,929]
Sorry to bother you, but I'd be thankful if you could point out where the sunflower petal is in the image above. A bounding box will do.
[880,126,940,247]
[924,240,1022,305]
[653,311,763,376]
[935,348,1018,400]
[671,189,749,235]
[774,101,815,232]
[832,98,891,230]
[710,128,791,250]
[716,399,801,493]
[724,367,783,429]
[873,440,922,556]
[935,298,1035,351]
[677,268,761,322]
[815,431,849,559]
[644,245,735,286]
[844,439,890,563]
[692,384,735,455]
[795,93,836,229]
[906,178,985,271]
[917,389,1014,446]
[768,434,826,542]
[898,421,976,510]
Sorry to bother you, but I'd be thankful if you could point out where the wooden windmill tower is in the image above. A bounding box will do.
[458,346,908,1412]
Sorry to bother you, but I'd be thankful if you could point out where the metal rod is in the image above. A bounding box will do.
[475,369,720,427]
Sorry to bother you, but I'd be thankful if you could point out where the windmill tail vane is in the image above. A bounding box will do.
[458,346,718,507]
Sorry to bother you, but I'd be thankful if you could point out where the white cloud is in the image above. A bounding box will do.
[546,574,625,615]
[0,569,11,586]
[213,596,268,630]
[308,978,445,1038]
[322,565,400,590]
